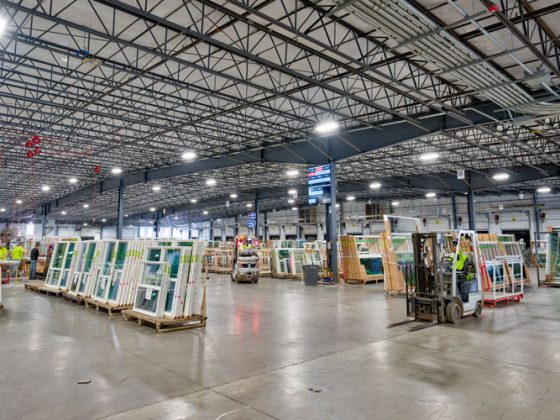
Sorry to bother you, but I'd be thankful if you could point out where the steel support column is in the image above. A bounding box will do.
[209,220,213,240]
[154,211,161,238]
[533,194,541,241]
[451,194,458,229]
[328,161,338,281]
[467,190,476,231]
[254,194,260,240]
[263,210,268,242]
[116,178,125,240]
[41,203,49,238]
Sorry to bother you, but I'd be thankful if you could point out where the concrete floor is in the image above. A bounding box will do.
[1,274,560,420]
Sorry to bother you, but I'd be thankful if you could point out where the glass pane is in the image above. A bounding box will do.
[84,243,97,272]
[60,270,69,288]
[102,242,115,275]
[108,271,122,301]
[135,286,159,313]
[115,243,128,270]
[165,280,176,312]
[147,248,161,262]
[142,263,164,287]
[165,249,181,279]
[64,243,75,269]
[158,241,172,246]
[96,275,109,298]
[52,243,67,268]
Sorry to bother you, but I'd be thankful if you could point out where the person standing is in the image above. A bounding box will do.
[0,244,7,260]
[11,242,24,261]
[29,242,40,280]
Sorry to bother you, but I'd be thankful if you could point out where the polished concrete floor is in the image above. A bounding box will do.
[1,274,560,420]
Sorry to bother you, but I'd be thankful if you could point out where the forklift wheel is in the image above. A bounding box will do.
[445,301,461,324]
[473,301,483,318]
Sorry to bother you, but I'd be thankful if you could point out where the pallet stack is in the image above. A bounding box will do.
[258,248,271,276]
[340,235,384,284]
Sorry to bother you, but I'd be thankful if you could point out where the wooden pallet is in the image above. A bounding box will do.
[24,281,64,296]
[122,309,207,332]
[345,275,384,285]
[62,293,86,305]
[84,298,132,316]
[273,273,302,280]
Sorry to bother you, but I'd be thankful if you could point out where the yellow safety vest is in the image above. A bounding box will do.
[449,252,468,271]
[12,246,24,260]
[0,248,7,260]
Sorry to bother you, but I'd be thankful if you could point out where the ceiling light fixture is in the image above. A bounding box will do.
[537,187,551,193]
[206,178,217,186]
[61,211,67,215]
[181,151,196,161]
[111,167,122,175]
[347,195,355,201]
[16,199,22,204]
[68,177,78,184]
[492,172,509,181]
[83,203,89,208]
[149,207,156,212]
[246,203,253,208]
[426,192,436,198]
[286,169,299,177]
[152,185,161,192]
[190,198,198,203]
[101,219,106,222]
[391,201,399,206]
[288,189,297,195]
[230,193,238,199]
[0,208,5,212]
[315,120,339,134]
[291,207,298,211]
[83,223,88,226]
[369,182,381,189]
[41,185,50,192]
[419,152,439,162]
[0,17,7,37]
[203,210,208,215]
[288,198,295,204]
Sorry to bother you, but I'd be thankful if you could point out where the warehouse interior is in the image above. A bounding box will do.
[1,0,560,419]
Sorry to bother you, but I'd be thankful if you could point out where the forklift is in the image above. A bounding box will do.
[231,235,260,283]
[406,230,483,324]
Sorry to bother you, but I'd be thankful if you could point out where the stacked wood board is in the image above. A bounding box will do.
[340,235,383,284]
[382,215,421,293]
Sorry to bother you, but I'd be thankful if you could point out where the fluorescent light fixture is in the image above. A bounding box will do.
[181,151,196,161]
[41,185,50,192]
[391,201,399,206]
[291,207,298,211]
[537,187,551,193]
[288,198,295,204]
[190,198,198,203]
[347,195,355,201]
[61,211,67,215]
[83,223,88,226]
[230,193,238,198]
[0,18,7,37]
[315,120,340,134]
[426,192,436,198]
[111,167,122,175]
[288,189,297,195]
[16,199,22,204]
[68,177,78,184]
[246,203,253,208]
[83,203,89,208]
[286,169,299,177]
[206,178,217,186]
[149,207,156,212]
[419,152,439,162]
[152,185,161,192]
[203,210,208,215]
[101,219,106,222]
[0,208,5,212]
[492,172,509,181]
[369,182,381,189]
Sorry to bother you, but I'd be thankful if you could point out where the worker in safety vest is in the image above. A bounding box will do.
[448,247,475,282]
[0,244,7,260]
[11,243,24,261]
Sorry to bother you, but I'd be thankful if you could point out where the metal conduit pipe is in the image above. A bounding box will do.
[362,1,530,107]
[338,0,533,108]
